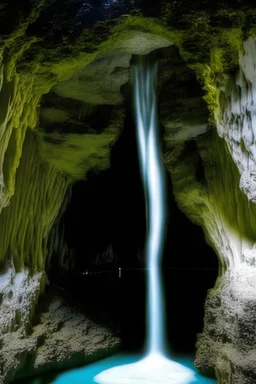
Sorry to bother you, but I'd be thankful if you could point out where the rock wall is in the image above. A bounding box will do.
[217,37,256,204]
[0,287,120,384]
[195,266,256,384]
[164,37,256,382]
[0,130,70,272]
[0,63,40,211]
[165,131,256,273]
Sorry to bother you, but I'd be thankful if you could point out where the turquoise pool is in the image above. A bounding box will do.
[27,353,217,384]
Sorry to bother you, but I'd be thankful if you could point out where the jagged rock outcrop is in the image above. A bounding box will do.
[0,288,119,384]
[217,38,256,203]
[195,266,256,384]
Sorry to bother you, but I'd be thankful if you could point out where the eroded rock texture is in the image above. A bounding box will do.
[162,36,256,382]
[195,266,256,384]
[217,38,256,203]
[0,288,119,384]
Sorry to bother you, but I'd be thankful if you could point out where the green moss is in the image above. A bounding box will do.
[0,130,69,271]
[37,129,118,180]
[165,130,256,272]
[176,26,243,122]
[50,16,176,83]
[113,16,178,40]
[40,108,69,123]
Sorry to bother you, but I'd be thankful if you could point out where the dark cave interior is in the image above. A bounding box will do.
[47,97,218,355]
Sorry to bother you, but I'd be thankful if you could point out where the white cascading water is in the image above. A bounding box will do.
[94,56,195,384]
[133,55,167,356]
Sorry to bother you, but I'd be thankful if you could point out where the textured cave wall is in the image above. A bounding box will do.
[195,39,256,382]
[164,131,256,381]
[162,37,256,382]
[0,130,69,332]
[0,130,69,273]
[0,64,40,210]
[46,189,73,273]
[165,132,256,273]
[0,59,48,337]
[195,266,256,383]
[216,38,256,203]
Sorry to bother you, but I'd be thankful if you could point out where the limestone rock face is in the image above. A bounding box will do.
[194,39,256,381]
[162,33,256,381]
[0,288,119,384]
[0,263,43,335]
[195,266,256,384]
[217,38,256,203]
[164,109,256,382]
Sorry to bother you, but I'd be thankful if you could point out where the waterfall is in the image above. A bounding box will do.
[132,55,167,355]
[94,55,195,384]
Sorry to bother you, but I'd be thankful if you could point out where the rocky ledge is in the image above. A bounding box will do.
[195,265,256,384]
[0,287,120,384]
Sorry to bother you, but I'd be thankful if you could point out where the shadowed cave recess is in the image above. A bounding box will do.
[2,1,256,383]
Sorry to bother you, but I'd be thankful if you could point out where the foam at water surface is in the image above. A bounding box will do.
[28,353,216,384]
[94,353,195,384]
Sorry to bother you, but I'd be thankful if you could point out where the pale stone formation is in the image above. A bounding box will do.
[195,266,256,384]
[0,261,43,335]
[0,288,119,384]
[163,37,256,382]
[217,37,256,204]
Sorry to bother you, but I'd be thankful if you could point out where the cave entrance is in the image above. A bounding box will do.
[46,47,218,354]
